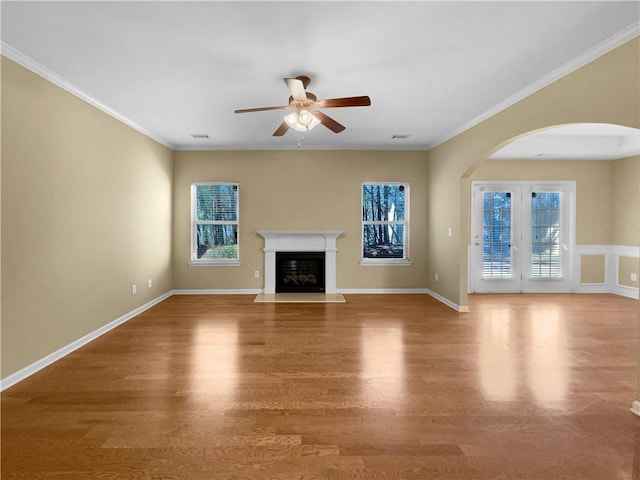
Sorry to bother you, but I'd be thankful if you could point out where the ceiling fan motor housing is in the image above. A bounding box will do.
[234,75,370,136]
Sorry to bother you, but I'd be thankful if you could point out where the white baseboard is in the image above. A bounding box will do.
[0,291,173,392]
[613,284,640,300]
[172,288,262,295]
[337,288,467,312]
[176,288,465,312]
[338,288,429,295]
[426,289,469,312]
[573,283,610,294]
[631,401,640,417]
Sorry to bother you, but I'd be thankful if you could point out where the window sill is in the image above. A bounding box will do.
[360,259,413,267]
[188,260,241,267]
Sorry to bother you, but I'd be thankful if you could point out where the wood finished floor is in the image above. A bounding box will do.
[2,293,639,479]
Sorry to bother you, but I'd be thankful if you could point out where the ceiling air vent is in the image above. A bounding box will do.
[391,134,411,139]
[191,133,210,139]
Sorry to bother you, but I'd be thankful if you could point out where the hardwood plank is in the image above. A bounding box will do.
[2,293,638,479]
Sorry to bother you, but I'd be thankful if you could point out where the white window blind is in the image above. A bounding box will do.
[482,191,512,278]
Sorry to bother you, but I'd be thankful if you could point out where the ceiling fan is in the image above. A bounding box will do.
[234,76,371,136]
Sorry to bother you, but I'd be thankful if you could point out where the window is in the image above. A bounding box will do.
[361,183,410,265]
[482,191,512,277]
[530,191,561,278]
[190,183,239,266]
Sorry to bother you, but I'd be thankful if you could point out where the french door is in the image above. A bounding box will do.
[471,182,575,293]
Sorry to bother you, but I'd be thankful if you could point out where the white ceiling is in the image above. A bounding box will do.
[491,123,640,160]
[1,1,639,151]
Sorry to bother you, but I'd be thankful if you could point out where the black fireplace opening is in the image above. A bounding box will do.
[276,252,325,293]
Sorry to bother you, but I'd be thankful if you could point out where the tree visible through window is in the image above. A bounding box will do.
[191,183,239,263]
[362,183,408,260]
[530,191,561,277]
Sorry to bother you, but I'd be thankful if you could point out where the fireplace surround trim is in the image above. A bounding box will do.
[258,230,343,294]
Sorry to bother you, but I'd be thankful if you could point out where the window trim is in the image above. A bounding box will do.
[360,182,412,266]
[189,182,240,267]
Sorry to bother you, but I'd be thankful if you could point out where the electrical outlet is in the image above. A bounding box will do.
[254,270,260,279]
[147,278,153,288]
[434,272,439,282]
[447,227,452,237]
[631,273,638,282]
[131,284,137,295]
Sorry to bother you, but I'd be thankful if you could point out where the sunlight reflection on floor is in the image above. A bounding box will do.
[476,302,569,408]
[360,322,405,404]
[478,305,518,401]
[191,322,239,401]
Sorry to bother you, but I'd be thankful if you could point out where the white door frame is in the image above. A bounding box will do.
[470,181,576,293]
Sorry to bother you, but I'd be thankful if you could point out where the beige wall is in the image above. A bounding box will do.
[470,160,614,245]
[611,156,639,293]
[471,158,639,287]
[426,37,640,309]
[610,139,640,413]
[426,36,639,408]
[173,150,428,290]
[1,57,174,378]
[3,37,638,400]
[618,256,639,288]
[612,156,640,247]
[580,255,606,284]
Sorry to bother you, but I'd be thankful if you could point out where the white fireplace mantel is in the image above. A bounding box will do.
[258,230,343,294]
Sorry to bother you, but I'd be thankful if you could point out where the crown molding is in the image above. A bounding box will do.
[432,23,640,149]
[1,41,175,150]
[173,143,429,152]
[3,22,638,154]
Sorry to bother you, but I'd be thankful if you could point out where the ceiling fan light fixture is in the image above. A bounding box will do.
[285,109,320,132]
[299,109,314,126]
[234,75,370,136]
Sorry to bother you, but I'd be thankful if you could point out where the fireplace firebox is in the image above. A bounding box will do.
[276,252,325,293]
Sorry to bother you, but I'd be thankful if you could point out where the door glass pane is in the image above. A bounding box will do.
[482,192,512,277]
[530,192,561,277]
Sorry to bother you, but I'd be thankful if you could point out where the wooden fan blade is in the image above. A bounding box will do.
[318,96,371,108]
[234,105,289,114]
[314,111,345,134]
[297,75,311,89]
[273,122,290,136]
[284,78,307,102]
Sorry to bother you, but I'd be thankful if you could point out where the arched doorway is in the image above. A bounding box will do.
[469,123,639,294]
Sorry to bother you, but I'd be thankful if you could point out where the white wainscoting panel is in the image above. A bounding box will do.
[574,245,639,299]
